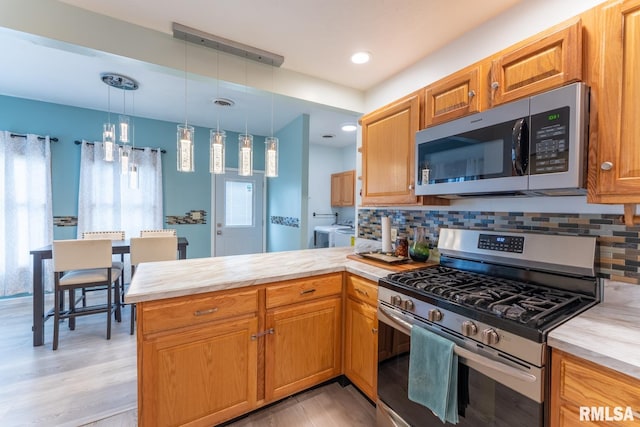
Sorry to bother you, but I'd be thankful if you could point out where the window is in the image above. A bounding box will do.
[225,180,254,227]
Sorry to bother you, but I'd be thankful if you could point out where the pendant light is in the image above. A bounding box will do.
[238,56,253,176]
[210,49,226,174]
[118,89,130,143]
[103,85,115,162]
[177,36,195,172]
[265,64,278,178]
[128,91,139,189]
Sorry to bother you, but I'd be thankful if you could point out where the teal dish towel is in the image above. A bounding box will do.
[408,326,459,424]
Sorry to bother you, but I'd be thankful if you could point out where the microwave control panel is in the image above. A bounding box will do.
[530,106,570,174]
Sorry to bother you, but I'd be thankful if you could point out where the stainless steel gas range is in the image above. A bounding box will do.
[376,228,600,427]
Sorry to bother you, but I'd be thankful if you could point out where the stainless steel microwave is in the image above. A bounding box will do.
[415,82,589,198]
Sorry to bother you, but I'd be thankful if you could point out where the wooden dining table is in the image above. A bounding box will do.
[29,237,188,346]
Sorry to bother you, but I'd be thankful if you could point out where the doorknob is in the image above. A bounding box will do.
[216,230,222,235]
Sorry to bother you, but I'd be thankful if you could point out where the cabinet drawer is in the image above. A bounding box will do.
[346,275,378,306]
[266,273,342,309]
[141,289,258,335]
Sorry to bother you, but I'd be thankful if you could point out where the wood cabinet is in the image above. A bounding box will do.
[360,92,449,206]
[489,18,583,107]
[137,289,259,427]
[331,170,355,207]
[588,0,640,220]
[265,273,343,401]
[423,63,484,127]
[344,274,378,401]
[550,349,640,427]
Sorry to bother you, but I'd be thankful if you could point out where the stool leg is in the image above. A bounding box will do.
[130,303,136,335]
[106,281,112,340]
[53,277,60,350]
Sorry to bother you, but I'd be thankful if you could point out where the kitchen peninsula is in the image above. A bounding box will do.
[126,247,640,427]
[125,247,390,427]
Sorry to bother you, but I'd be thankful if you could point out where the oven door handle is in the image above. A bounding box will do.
[379,305,537,384]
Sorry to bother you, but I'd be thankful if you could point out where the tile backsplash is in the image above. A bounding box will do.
[358,209,640,284]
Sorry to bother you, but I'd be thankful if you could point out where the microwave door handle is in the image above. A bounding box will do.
[511,118,529,176]
[378,305,537,384]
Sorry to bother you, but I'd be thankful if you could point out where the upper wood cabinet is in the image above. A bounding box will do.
[331,170,355,207]
[360,92,449,206]
[588,0,640,212]
[424,63,484,127]
[490,18,583,107]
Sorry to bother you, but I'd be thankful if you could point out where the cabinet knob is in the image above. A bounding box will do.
[468,90,476,98]
[601,161,614,171]
[408,184,414,190]
[491,82,499,90]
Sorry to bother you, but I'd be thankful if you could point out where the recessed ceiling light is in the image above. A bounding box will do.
[351,51,371,64]
[341,123,357,132]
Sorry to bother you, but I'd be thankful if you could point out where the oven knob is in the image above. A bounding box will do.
[461,321,478,336]
[403,300,415,311]
[481,328,500,345]
[390,295,402,307]
[427,309,443,322]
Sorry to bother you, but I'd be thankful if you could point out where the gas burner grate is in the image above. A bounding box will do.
[385,266,584,328]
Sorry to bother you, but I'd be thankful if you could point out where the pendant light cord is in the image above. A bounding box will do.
[184,36,188,127]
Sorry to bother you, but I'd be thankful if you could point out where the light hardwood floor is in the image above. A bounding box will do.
[0,294,376,427]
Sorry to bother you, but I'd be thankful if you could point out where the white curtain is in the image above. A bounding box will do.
[77,141,163,238]
[0,131,53,296]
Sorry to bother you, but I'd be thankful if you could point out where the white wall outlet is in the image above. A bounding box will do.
[391,228,398,242]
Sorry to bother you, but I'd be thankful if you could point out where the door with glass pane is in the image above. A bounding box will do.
[213,170,264,256]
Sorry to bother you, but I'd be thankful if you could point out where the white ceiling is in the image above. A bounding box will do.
[0,0,523,146]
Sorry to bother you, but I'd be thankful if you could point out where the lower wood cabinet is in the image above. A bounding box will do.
[344,274,378,401]
[265,295,343,401]
[139,314,259,427]
[550,349,640,427]
[137,274,345,427]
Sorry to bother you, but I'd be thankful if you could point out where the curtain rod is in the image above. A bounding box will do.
[74,140,166,154]
[10,132,59,142]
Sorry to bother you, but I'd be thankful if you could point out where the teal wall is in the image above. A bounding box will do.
[0,95,265,258]
[266,115,309,252]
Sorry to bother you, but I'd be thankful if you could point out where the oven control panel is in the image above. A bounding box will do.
[478,234,524,253]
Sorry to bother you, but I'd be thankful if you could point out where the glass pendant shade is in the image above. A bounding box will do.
[128,162,139,189]
[238,134,253,176]
[177,124,195,172]
[118,115,131,143]
[120,145,131,175]
[265,137,279,177]
[103,123,116,162]
[209,130,226,174]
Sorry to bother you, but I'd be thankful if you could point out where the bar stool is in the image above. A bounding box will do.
[51,239,122,350]
[129,236,178,334]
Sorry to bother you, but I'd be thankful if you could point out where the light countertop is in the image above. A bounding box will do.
[548,280,640,380]
[125,247,394,304]
[127,246,640,381]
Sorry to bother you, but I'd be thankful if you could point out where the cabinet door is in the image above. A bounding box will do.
[490,18,582,106]
[344,298,378,401]
[341,170,355,206]
[139,316,258,427]
[330,170,355,207]
[331,173,342,206]
[551,349,640,427]
[589,0,640,204]
[265,296,342,401]
[424,65,482,127]
[360,93,421,205]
